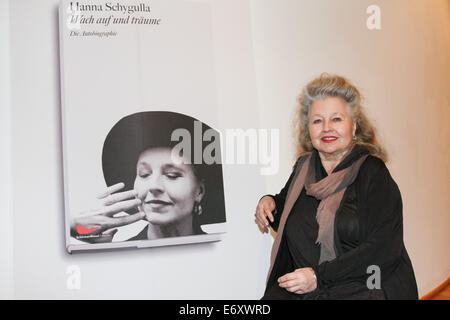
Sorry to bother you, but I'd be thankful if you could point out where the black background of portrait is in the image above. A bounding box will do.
[101,111,226,226]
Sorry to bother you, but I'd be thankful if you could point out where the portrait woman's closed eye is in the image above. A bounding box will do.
[69,111,226,244]
[131,147,206,240]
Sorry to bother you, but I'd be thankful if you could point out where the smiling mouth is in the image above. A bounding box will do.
[145,200,172,205]
[321,136,338,143]
[144,200,173,211]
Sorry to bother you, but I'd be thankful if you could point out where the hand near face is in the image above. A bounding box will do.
[278,267,317,295]
[70,182,145,243]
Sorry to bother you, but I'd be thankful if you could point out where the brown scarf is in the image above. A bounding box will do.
[266,149,369,283]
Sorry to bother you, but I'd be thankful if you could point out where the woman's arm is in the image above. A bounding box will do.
[260,157,303,232]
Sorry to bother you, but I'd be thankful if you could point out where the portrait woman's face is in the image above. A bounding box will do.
[309,97,356,159]
[133,147,204,226]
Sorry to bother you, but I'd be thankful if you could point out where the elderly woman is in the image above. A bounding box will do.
[70,111,226,243]
[255,74,418,300]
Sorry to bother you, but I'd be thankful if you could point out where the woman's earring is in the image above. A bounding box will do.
[194,203,203,216]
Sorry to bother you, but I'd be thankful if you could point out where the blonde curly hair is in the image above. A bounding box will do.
[294,73,388,162]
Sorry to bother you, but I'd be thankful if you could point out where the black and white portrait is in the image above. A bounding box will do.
[69,111,226,245]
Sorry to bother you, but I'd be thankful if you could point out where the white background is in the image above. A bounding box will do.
[1,0,449,299]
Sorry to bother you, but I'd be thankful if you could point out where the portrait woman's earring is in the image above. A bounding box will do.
[194,202,203,216]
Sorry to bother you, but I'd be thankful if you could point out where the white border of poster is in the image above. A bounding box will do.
[59,0,227,253]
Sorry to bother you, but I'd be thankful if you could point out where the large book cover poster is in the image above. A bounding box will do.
[59,0,227,252]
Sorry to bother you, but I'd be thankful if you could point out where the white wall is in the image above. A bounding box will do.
[8,0,270,299]
[250,0,450,297]
[0,0,14,299]
[4,0,450,299]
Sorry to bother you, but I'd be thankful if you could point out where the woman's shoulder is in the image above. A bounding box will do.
[360,154,387,173]
[359,155,400,192]
[293,153,312,170]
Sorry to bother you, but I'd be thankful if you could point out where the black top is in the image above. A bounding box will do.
[263,145,418,300]
[284,146,368,271]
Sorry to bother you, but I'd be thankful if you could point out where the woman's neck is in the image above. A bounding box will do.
[318,145,354,175]
[147,215,194,239]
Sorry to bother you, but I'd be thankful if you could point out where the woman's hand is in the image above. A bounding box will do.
[278,267,317,295]
[70,182,145,243]
[255,195,276,232]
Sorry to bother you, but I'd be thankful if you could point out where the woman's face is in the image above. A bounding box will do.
[309,97,356,159]
[134,147,204,225]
